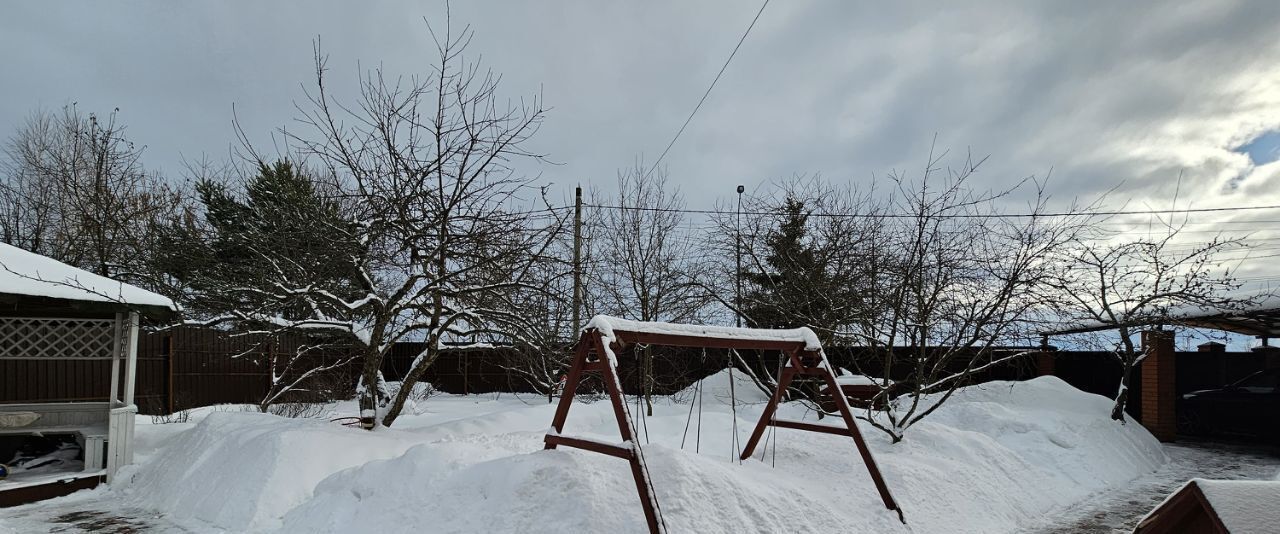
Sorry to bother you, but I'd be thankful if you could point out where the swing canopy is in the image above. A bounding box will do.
[584,315,823,353]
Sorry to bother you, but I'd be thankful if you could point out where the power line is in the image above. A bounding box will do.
[581,202,1280,219]
[645,0,771,177]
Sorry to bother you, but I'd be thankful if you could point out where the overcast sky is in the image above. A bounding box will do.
[5,1,1280,293]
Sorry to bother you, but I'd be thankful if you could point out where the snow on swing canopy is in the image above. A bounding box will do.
[583,315,823,352]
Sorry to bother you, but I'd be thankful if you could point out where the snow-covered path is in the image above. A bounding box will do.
[1033,439,1280,533]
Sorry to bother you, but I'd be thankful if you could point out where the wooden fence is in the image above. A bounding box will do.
[3,326,1274,417]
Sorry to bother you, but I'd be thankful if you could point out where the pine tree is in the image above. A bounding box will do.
[156,159,365,324]
[741,197,852,336]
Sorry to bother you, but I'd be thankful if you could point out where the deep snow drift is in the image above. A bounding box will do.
[15,376,1167,533]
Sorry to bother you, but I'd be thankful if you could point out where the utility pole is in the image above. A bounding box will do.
[736,185,745,327]
[573,186,583,332]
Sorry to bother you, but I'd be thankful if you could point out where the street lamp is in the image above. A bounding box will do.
[736,184,744,327]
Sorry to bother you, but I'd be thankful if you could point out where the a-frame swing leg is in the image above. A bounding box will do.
[543,330,667,534]
[818,360,904,522]
[739,351,798,461]
[739,350,905,523]
[545,333,590,440]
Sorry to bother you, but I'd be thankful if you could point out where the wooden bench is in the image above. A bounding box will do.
[0,402,110,470]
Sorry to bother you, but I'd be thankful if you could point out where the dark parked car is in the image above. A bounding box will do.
[1180,368,1280,442]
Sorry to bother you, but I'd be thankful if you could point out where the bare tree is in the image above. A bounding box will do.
[716,152,1089,442]
[842,152,1090,442]
[493,234,576,402]
[0,105,184,284]
[587,162,712,413]
[1043,218,1254,421]
[262,19,563,429]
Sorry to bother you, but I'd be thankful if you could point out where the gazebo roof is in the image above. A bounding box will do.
[0,242,176,318]
[1046,290,1280,338]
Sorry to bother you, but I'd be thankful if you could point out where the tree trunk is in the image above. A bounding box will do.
[1112,331,1138,422]
[381,345,441,428]
[357,345,384,429]
[1111,362,1133,422]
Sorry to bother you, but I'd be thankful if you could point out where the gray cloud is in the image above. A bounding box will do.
[4,0,1280,280]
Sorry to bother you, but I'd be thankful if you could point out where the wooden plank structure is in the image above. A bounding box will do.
[0,242,175,507]
[543,317,904,533]
[1134,478,1280,534]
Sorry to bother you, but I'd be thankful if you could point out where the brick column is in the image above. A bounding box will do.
[1253,343,1280,370]
[1035,349,1057,377]
[1139,329,1177,442]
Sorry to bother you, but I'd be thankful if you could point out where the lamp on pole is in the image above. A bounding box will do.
[735,184,745,327]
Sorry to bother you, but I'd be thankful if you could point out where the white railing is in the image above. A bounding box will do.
[106,404,137,481]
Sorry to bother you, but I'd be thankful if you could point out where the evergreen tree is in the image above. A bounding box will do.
[740,197,854,337]
[156,160,365,323]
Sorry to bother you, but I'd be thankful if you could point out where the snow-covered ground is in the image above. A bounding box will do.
[1034,439,1280,533]
[3,376,1175,533]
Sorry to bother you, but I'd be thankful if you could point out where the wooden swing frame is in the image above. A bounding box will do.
[543,321,903,534]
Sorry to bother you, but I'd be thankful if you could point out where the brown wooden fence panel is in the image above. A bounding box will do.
[167,328,270,412]
[12,324,1275,418]
[1,359,111,403]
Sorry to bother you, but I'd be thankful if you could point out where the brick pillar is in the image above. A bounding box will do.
[1253,343,1280,369]
[1035,350,1056,377]
[1139,329,1177,442]
[1197,341,1225,353]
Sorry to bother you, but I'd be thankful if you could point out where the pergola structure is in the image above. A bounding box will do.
[543,316,903,533]
[1046,293,1280,339]
[0,243,174,502]
[1044,294,1280,441]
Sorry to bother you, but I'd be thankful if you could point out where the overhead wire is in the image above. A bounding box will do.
[644,0,772,179]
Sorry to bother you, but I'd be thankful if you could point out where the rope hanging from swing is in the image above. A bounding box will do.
[727,348,741,463]
[679,347,708,451]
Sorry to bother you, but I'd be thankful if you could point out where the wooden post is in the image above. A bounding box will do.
[123,312,140,407]
[739,352,797,460]
[739,349,903,522]
[572,186,583,330]
[166,333,175,414]
[544,330,666,534]
[108,313,123,406]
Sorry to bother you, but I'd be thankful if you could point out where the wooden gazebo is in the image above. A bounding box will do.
[0,242,174,505]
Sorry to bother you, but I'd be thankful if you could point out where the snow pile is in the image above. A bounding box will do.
[918,377,1168,495]
[1195,479,1280,533]
[113,412,419,531]
[835,368,891,387]
[44,376,1166,533]
[0,241,175,309]
[585,315,822,351]
[281,376,1164,533]
[677,368,772,404]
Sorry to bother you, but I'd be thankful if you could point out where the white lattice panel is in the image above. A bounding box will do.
[0,317,117,359]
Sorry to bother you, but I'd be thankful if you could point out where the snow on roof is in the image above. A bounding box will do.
[1047,287,1280,336]
[1193,479,1280,533]
[584,315,822,350]
[834,370,891,387]
[0,242,175,310]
